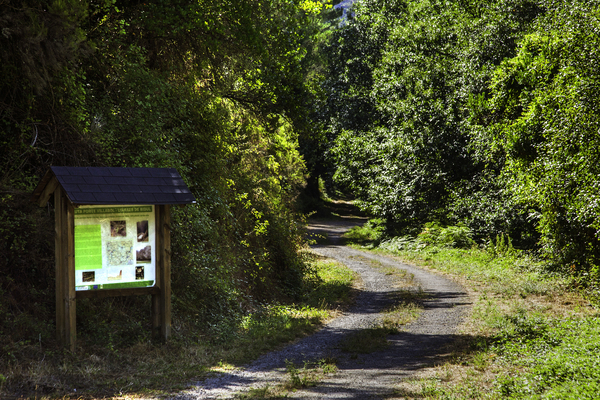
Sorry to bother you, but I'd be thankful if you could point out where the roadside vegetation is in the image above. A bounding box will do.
[0,0,333,397]
[344,221,600,399]
[0,252,356,398]
[319,0,600,283]
[4,0,600,397]
[235,358,338,399]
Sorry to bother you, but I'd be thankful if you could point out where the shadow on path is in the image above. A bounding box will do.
[174,217,473,399]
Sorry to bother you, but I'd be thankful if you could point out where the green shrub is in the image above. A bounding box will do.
[486,233,518,259]
[378,223,476,252]
[379,236,422,252]
[419,222,474,249]
[434,225,475,249]
[342,218,386,244]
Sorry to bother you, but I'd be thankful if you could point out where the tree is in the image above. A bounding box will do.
[0,0,328,346]
[484,0,600,270]
[324,0,541,239]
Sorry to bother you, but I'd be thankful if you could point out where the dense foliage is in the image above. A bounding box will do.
[0,0,329,349]
[484,2,600,273]
[321,0,600,277]
[3,0,600,357]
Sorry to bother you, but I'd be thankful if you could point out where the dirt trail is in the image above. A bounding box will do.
[174,217,471,399]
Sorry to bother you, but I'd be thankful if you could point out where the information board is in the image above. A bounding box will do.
[74,205,156,291]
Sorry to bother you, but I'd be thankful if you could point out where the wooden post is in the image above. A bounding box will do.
[161,204,172,340]
[55,188,76,351]
[66,201,76,351]
[152,206,161,339]
[54,188,65,347]
[152,205,172,341]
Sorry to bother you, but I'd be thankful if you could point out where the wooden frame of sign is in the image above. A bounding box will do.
[53,189,171,351]
[33,167,195,351]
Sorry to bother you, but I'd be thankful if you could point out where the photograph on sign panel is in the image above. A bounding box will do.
[110,220,127,237]
[137,220,149,242]
[136,245,151,263]
[82,271,95,282]
[108,269,123,281]
[136,266,145,280]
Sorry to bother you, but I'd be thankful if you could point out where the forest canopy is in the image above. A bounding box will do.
[320,0,600,276]
[2,0,600,350]
[0,0,329,344]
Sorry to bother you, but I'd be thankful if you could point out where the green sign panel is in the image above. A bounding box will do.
[74,224,102,270]
[74,205,156,291]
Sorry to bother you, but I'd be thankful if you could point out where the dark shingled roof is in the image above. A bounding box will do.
[32,167,196,205]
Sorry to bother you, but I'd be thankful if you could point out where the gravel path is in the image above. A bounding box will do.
[173,218,471,399]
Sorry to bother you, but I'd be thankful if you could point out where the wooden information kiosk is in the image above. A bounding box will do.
[32,167,196,351]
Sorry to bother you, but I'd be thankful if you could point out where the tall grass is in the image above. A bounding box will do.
[0,252,356,399]
[346,219,600,399]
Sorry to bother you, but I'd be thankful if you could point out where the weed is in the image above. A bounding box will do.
[317,357,338,374]
[234,385,287,399]
[236,357,337,399]
[284,360,316,389]
[239,357,336,398]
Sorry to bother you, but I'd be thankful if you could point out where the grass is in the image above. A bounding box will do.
[381,300,423,329]
[0,252,357,399]
[233,358,338,399]
[344,221,600,400]
[303,256,358,309]
[338,256,425,357]
[339,327,393,355]
[337,297,424,358]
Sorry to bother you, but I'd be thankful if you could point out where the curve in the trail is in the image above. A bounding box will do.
[173,220,471,400]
